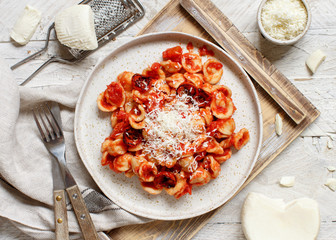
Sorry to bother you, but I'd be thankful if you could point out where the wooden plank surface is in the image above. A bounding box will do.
[107,0,320,239]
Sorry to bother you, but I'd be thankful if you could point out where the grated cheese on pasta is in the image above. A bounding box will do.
[143,94,204,165]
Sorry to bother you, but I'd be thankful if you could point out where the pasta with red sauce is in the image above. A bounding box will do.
[97,43,250,199]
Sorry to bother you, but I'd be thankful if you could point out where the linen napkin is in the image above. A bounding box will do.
[0,58,151,239]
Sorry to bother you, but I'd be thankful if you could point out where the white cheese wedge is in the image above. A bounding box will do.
[275,113,283,136]
[55,5,98,50]
[325,178,336,191]
[306,49,326,73]
[242,192,320,240]
[280,176,295,187]
[10,5,41,45]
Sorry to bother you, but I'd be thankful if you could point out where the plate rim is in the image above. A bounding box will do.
[74,31,263,220]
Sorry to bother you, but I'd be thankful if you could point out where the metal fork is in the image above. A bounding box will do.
[33,103,99,240]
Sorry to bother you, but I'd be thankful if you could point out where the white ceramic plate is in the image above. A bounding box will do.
[74,32,262,220]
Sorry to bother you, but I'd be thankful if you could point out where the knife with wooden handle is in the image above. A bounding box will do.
[180,0,306,124]
[66,185,99,240]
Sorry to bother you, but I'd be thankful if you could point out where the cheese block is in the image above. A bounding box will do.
[306,49,326,73]
[242,192,320,240]
[10,5,41,45]
[55,5,98,50]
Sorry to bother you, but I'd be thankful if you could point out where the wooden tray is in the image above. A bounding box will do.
[107,0,320,239]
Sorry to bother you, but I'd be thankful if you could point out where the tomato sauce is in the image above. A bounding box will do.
[151,62,161,71]
[184,53,196,67]
[100,94,113,109]
[154,171,176,189]
[106,82,124,106]
[207,62,223,70]
[194,151,206,161]
[175,183,192,199]
[141,164,156,180]
[186,42,194,52]
[162,46,183,63]
[199,45,214,56]
[101,153,115,166]
[109,122,129,139]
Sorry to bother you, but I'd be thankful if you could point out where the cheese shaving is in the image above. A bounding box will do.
[143,94,204,165]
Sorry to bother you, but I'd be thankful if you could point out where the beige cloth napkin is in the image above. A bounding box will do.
[0,58,150,239]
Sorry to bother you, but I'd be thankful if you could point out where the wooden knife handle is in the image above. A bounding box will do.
[54,189,69,240]
[66,185,99,240]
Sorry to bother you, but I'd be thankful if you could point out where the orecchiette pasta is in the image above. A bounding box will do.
[203,59,223,84]
[97,43,250,199]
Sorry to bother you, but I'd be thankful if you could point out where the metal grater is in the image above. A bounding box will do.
[11,0,145,85]
[69,0,145,59]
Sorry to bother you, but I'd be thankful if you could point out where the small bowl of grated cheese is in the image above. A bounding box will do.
[257,0,311,45]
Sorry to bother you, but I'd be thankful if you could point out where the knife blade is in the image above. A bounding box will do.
[50,102,99,240]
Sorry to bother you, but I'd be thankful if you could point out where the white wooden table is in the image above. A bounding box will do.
[0,0,335,239]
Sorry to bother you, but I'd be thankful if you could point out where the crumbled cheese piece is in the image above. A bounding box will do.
[55,5,98,50]
[261,0,308,40]
[10,5,41,45]
[325,178,336,191]
[280,176,295,187]
[275,113,283,136]
[327,166,336,172]
[242,192,320,240]
[306,49,326,73]
[327,138,333,149]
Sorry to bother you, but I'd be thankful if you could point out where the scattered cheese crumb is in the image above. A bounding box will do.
[327,138,333,149]
[325,178,336,191]
[10,5,41,45]
[261,0,308,41]
[280,176,295,187]
[327,166,336,172]
[275,113,283,136]
[306,49,326,73]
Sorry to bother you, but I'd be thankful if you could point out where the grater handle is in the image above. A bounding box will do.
[20,57,57,85]
[11,24,55,70]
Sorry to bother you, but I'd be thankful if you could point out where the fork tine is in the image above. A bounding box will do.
[42,104,59,139]
[39,105,56,141]
[33,108,48,141]
[45,104,63,137]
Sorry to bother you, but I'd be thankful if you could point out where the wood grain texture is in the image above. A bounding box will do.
[66,185,99,240]
[53,189,69,240]
[180,0,306,124]
[108,0,320,239]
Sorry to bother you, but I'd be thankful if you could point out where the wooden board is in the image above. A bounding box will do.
[180,0,306,124]
[107,0,320,239]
